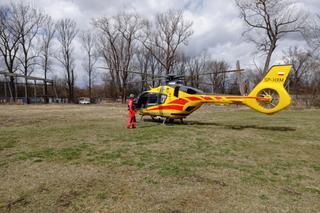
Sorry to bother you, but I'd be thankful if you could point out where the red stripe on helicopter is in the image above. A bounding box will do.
[168,98,188,105]
[201,96,213,100]
[148,105,184,111]
[186,96,202,101]
[214,96,223,100]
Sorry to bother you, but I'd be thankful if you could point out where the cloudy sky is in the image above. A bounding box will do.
[1,0,320,85]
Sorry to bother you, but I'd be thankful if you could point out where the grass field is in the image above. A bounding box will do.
[0,104,319,212]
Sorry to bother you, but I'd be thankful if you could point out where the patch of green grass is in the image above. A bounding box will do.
[18,148,56,160]
[144,176,159,185]
[0,141,17,151]
[0,160,9,168]
[94,149,128,164]
[97,192,108,200]
[122,159,145,168]
[304,187,320,195]
[241,170,271,185]
[58,146,86,160]
[0,135,18,151]
[17,143,91,162]
[312,164,320,172]
[157,163,193,177]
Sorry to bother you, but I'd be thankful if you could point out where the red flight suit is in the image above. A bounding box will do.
[127,97,136,128]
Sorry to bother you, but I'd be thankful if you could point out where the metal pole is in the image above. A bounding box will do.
[43,80,45,103]
[51,82,55,103]
[34,80,37,104]
[15,77,18,102]
[4,79,7,103]
[5,76,13,103]
[53,82,58,99]
[236,60,244,95]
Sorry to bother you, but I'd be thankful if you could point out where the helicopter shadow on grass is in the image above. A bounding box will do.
[140,118,296,132]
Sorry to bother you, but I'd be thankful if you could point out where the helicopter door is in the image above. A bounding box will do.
[136,92,148,109]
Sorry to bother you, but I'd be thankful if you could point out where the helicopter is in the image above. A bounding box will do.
[133,65,292,123]
[99,64,292,123]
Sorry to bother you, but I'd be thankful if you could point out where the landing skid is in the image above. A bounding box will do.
[150,116,183,125]
[138,115,144,122]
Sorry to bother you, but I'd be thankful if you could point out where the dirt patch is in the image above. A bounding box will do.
[56,190,80,207]
[5,196,30,211]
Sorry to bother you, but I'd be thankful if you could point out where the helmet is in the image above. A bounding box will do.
[129,94,135,98]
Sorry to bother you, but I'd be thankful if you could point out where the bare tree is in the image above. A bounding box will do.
[0,5,21,101]
[174,53,188,77]
[94,12,142,102]
[304,14,320,51]
[207,60,229,93]
[141,10,193,74]
[186,53,207,88]
[40,15,55,103]
[135,45,152,92]
[283,46,312,93]
[56,18,78,103]
[80,30,98,100]
[310,59,320,102]
[235,0,306,74]
[13,2,44,104]
[98,33,120,100]
[304,14,320,101]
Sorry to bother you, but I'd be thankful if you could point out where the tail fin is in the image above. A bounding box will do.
[244,65,292,114]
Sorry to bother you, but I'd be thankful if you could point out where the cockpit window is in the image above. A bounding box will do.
[160,94,167,103]
[136,92,167,109]
[147,93,158,105]
[179,86,203,94]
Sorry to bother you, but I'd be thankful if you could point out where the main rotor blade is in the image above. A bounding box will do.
[198,69,245,76]
[127,77,164,84]
[97,66,165,78]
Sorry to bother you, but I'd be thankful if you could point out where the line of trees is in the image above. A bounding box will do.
[0,0,320,104]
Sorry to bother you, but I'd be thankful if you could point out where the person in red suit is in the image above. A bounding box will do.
[127,94,137,128]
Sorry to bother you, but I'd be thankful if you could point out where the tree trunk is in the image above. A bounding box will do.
[89,70,92,100]
[24,77,29,104]
[44,60,49,103]
[9,76,16,102]
[122,84,126,103]
[263,44,276,75]
[44,80,48,104]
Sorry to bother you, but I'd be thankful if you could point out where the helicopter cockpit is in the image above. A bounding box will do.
[135,85,203,110]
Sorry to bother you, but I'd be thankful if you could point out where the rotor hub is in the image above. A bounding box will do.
[257,89,279,109]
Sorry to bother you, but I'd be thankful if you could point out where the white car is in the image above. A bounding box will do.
[79,98,90,104]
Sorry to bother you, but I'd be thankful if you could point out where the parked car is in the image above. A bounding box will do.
[79,97,90,104]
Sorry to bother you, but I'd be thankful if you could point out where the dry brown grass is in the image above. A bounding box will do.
[0,104,319,212]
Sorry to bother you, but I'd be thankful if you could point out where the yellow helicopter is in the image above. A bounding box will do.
[134,65,292,123]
